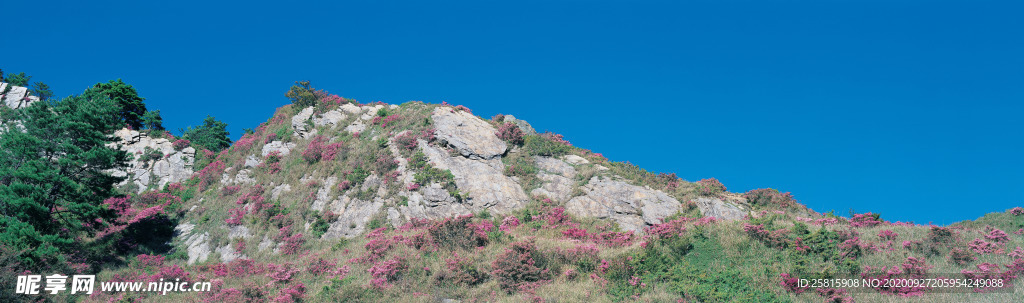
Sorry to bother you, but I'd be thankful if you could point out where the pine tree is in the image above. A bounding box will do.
[84,79,148,130]
[182,115,232,152]
[0,94,128,271]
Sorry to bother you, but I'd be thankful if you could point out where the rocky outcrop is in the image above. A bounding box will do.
[431,107,507,160]
[397,184,472,221]
[503,115,537,135]
[322,197,385,239]
[694,197,746,220]
[262,140,296,156]
[291,106,317,138]
[1,83,39,109]
[418,140,528,215]
[175,223,211,264]
[531,156,577,202]
[110,129,196,193]
[566,176,681,232]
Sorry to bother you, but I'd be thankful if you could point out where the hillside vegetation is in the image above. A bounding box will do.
[2,77,1022,303]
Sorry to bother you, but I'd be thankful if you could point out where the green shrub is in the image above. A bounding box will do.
[523,135,572,157]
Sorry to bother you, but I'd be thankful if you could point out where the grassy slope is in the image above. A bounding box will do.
[84,99,1024,303]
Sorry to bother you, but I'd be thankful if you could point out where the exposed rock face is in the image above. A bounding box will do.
[322,197,385,239]
[398,184,472,220]
[110,129,196,193]
[175,223,211,264]
[291,106,317,138]
[1,84,38,109]
[531,156,576,202]
[503,115,537,135]
[221,168,256,185]
[566,176,681,232]
[695,197,746,220]
[262,140,296,156]
[314,109,347,127]
[418,140,528,215]
[431,107,507,160]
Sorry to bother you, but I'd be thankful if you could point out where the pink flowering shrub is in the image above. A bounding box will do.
[743,223,789,249]
[273,282,306,303]
[195,160,226,191]
[265,133,277,143]
[949,247,976,265]
[499,216,520,232]
[961,263,1014,292]
[406,183,421,191]
[279,233,305,255]
[234,133,258,151]
[172,139,191,150]
[267,263,299,283]
[744,188,796,207]
[368,257,408,289]
[544,207,572,227]
[436,252,488,286]
[135,254,165,268]
[561,244,601,272]
[877,230,899,241]
[491,241,551,293]
[495,122,525,145]
[860,257,932,297]
[541,132,570,146]
[225,207,246,225]
[427,215,488,250]
[984,227,1010,243]
[322,142,342,161]
[779,273,805,294]
[302,136,326,163]
[849,212,884,228]
[221,185,241,196]
[1009,247,1024,259]
[968,238,1000,254]
[695,178,727,196]
[394,129,436,152]
[1009,207,1024,216]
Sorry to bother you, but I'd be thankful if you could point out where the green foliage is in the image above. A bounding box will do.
[83,79,148,129]
[346,166,370,185]
[620,233,788,303]
[409,151,456,191]
[311,212,331,238]
[6,72,30,86]
[181,116,232,152]
[141,110,164,131]
[29,82,53,100]
[0,94,128,270]
[285,80,319,108]
[522,134,572,157]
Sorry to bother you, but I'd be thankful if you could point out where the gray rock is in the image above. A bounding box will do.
[245,155,262,167]
[344,120,366,134]
[431,107,507,160]
[215,245,244,263]
[311,177,338,211]
[419,140,527,214]
[566,176,681,233]
[530,156,577,202]
[262,140,296,157]
[314,109,347,127]
[175,223,211,264]
[2,85,33,109]
[563,155,590,165]
[322,197,385,239]
[108,128,196,193]
[695,197,746,220]
[272,184,292,200]
[503,115,537,135]
[291,106,317,138]
[228,225,251,239]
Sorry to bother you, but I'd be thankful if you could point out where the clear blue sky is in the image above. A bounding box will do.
[3,1,1022,224]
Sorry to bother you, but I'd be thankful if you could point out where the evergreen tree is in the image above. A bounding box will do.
[30,82,53,100]
[6,72,30,87]
[84,79,148,130]
[142,110,165,131]
[0,94,128,271]
[182,115,231,152]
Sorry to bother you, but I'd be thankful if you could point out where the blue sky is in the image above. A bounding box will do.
[3,1,1022,224]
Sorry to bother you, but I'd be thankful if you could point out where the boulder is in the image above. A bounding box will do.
[530,156,577,202]
[431,107,507,160]
[418,140,527,214]
[262,140,296,156]
[694,197,746,220]
[566,176,681,232]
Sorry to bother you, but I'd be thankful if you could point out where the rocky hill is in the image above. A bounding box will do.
[3,81,1023,303]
